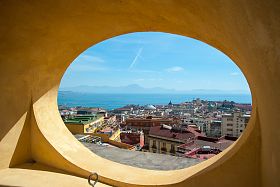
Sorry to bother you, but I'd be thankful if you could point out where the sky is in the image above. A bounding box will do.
[60,32,250,93]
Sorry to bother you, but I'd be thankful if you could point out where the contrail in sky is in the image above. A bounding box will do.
[129,48,143,69]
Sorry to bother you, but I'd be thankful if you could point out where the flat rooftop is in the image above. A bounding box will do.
[64,115,103,125]
[81,142,201,170]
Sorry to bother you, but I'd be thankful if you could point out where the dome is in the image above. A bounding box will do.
[145,105,156,110]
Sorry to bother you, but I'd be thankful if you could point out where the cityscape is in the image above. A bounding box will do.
[59,98,251,169]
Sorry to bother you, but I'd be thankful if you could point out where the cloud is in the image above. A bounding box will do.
[111,38,150,44]
[230,72,240,76]
[69,54,106,72]
[129,48,143,69]
[68,64,106,72]
[148,78,163,81]
[76,54,105,63]
[134,78,145,82]
[132,78,163,83]
[165,66,184,72]
[129,69,158,73]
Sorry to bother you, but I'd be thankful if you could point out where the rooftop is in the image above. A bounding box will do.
[178,136,236,151]
[82,142,201,170]
[64,115,102,125]
[149,125,196,142]
[144,105,156,110]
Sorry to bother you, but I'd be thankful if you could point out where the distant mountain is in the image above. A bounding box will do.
[60,84,175,94]
[59,84,250,94]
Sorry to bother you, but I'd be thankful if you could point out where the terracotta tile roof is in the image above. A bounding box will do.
[149,126,195,141]
[187,127,205,137]
[178,137,235,151]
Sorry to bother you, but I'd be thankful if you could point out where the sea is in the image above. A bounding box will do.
[58,92,252,110]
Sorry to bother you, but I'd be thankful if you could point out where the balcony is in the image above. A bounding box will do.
[161,147,167,154]
[151,145,157,149]
[170,149,176,154]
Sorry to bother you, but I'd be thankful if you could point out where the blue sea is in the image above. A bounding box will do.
[58,92,252,110]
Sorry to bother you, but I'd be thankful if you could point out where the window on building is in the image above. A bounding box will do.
[161,142,167,152]
[170,144,176,154]
[152,140,156,148]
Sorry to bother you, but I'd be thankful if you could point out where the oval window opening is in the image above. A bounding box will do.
[58,32,252,170]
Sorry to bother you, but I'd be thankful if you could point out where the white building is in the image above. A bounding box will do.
[221,112,251,137]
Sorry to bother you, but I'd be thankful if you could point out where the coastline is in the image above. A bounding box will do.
[58,92,252,110]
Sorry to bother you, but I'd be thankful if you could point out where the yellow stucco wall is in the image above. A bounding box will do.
[149,137,179,155]
[88,117,104,127]
[0,0,279,186]
[65,123,90,134]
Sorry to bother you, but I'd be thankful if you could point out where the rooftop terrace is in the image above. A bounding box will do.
[82,142,201,170]
[64,115,103,125]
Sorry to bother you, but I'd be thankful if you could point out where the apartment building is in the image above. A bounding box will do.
[221,112,251,137]
[64,115,104,134]
[148,125,204,156]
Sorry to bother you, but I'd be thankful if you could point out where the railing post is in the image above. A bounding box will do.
[88,172,98,187]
